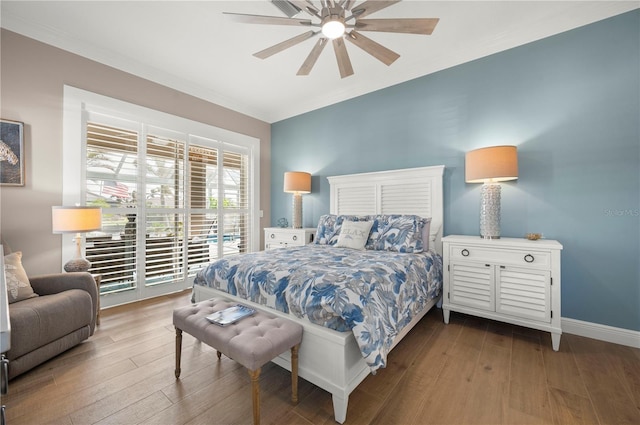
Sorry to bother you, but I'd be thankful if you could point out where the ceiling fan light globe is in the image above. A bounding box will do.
[322,20,345,39]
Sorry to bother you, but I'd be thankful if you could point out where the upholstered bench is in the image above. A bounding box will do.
[173,298,303,425]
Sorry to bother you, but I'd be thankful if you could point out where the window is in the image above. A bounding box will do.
[63,87,260,306]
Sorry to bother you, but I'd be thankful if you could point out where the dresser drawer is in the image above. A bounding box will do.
[263,227,316,250]
[449,245,551,269]
[265,230,303,244]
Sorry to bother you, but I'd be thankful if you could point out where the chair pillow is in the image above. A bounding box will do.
[4,251,38,303]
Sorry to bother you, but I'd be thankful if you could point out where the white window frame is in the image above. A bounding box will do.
[62,86,260,307]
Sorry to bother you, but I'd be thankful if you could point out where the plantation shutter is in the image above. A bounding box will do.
[187,143,217,276]
[186,142,251,275]
[85,122,139,292]
[82,114,256,297]
[144,134,186,286]
[221,148,251,256]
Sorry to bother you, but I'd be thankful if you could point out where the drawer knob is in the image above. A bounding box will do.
[292,235,298,241]
[270,233,275,239]
[461,249,470,257]
[524,254,535,263]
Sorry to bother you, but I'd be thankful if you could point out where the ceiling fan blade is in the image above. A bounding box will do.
[346,30,399,66]
[223,12,313,26]
[297,38,329,75]
[343,0,356,11]
[332,37,354,78]
[350,0,400,19]
[288,0,321,18]
[254,31,318,59]
[355,18,439,34]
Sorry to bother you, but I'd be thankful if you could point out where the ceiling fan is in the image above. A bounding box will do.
[224,0,439,78]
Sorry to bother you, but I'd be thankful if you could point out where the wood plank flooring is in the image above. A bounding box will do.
[3,290,639,425]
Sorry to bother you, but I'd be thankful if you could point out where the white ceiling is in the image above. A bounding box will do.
[2,1,638,123]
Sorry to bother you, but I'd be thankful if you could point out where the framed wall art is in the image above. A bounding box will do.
[0,119,25,186]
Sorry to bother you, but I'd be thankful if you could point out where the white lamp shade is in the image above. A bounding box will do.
[52,206,102,233]
[465,145,518,183]
[283,171,311,194]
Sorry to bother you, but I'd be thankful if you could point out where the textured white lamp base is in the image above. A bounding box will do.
[64,258,91,273]
[292,193,303,229]
[480,183,501,239]
[64,233,91,272]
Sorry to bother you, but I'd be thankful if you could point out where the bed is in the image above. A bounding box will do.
[191,165,445,423]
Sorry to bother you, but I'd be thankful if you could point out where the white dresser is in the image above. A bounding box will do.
[264,227,316,250]
[442,235,563,350]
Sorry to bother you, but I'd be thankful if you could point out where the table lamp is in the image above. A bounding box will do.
[465,146,518,239]
[283,171,311,229]
[52,206,102,272]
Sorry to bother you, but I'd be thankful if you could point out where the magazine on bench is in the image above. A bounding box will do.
[206,304,256,326]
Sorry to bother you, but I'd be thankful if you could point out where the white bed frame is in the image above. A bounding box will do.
[192,165,445,423]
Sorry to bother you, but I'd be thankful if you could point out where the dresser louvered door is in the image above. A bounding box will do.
[449,262,494,311]
[496,267,550,322]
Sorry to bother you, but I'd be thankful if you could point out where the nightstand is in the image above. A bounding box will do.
[264,227,316,250]
[442,235,563,350]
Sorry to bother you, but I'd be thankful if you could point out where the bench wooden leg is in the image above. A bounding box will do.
[175,327,182,378]
[248,368,261,425]
[291,344,299,404]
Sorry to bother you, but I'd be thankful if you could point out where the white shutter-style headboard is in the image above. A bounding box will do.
[327,165,445,254]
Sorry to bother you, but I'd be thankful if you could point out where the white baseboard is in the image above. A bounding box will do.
[561,318,640,349]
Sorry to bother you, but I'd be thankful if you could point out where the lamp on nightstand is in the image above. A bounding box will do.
[465,145,518,239]
[52,206,102,272]
[284,171,311,229]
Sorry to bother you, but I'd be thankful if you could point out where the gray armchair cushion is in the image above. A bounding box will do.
[7,289,93,360]
[29,272,98,335]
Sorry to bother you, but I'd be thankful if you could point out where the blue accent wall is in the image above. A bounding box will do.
[271,10,640,332]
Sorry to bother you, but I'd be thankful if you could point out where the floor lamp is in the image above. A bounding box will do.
[52,206,102,272]
[465,146,518,239]
[283,171,311,229]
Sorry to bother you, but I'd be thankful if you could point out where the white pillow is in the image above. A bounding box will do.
[335,220,373,250]
[4,251,38,303]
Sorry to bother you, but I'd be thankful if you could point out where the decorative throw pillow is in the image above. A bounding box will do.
[335,220,373,250]
[423,220,437,252]
[315,214,371,245]
[4,251,38,304]
[327,215,371,245]
[366,214,428,253]
[315,214,339,245]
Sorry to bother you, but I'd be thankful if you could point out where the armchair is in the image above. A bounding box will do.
[2,242,97,380]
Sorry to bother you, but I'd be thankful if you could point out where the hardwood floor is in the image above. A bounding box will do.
[3,290,639,425]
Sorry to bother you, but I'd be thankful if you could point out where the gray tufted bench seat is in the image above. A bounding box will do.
[173,298,303,425]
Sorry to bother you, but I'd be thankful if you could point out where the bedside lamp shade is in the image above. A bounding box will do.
[52,206,102,234]
[284,171,311,194]
[52,206,102,272]
[284,171,311,229]
[465,145,518,183]
[465,146,518,239]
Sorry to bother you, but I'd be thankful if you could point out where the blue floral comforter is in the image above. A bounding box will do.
[193,244,443,371]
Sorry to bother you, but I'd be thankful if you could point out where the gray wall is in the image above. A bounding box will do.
[0,29,271,276]
[271,10,640,331]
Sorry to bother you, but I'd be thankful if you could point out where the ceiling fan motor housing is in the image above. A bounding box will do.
[321,7,346,39]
